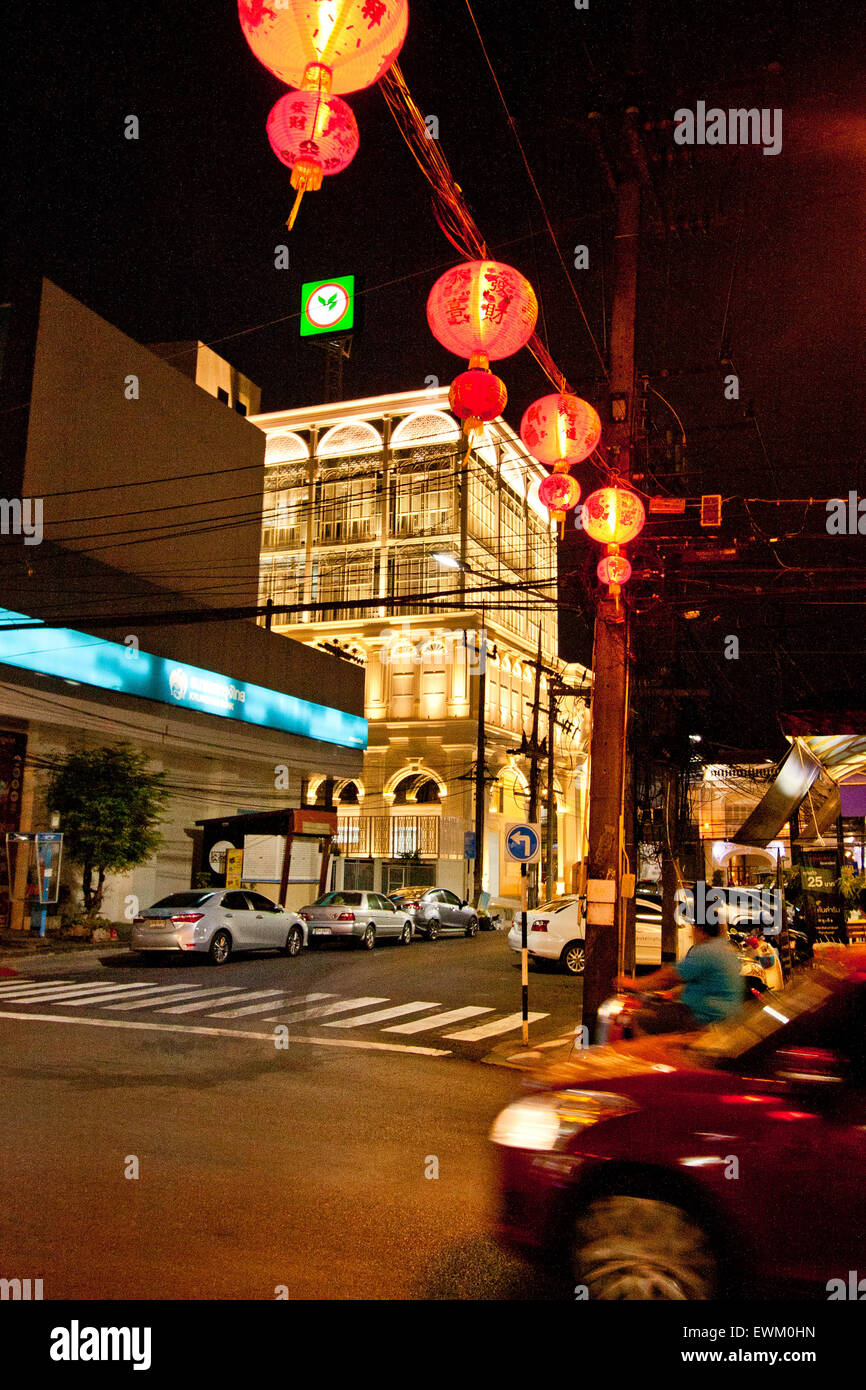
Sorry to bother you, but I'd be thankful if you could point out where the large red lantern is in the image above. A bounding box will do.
[597,552,632,587]
[580,486,646,546]
[520,393,601,467]
[427,260,538,365]
[449,368,507,431]
[538,469,581,523]
[267,90,359,228]
[238,0,409,96]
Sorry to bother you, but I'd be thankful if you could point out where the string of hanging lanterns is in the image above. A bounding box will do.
[426,259,538,454]
[238,0,409,229]
[519,392,601,524]
[581,485,646,602]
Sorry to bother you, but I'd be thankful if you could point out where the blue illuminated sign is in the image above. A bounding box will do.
[0,609,367,751]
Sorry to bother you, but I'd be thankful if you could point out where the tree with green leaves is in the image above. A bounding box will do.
[45,744,169,917]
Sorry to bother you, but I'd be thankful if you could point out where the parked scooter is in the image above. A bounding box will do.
[730,928,784,997]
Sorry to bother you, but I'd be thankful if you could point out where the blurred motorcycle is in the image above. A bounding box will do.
[592,931,783,1045]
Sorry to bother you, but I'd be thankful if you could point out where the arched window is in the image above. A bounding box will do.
[392,773,441,805]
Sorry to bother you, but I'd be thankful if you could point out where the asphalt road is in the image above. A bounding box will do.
[0,932,579,1299]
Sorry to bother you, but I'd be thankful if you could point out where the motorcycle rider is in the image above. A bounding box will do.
[614,917,743,1035]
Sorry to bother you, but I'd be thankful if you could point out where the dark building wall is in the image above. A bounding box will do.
[20,279,265,610]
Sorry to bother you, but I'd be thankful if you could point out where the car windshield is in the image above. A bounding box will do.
[391,889,432,900]
[316,892,363,907]
[149,892,215,909]
[685,960,847,1064]
[534,898,578,913]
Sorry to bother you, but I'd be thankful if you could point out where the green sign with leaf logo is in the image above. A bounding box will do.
[300,276,355,337]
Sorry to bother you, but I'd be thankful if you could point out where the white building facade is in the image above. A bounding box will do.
[252,387,590,909]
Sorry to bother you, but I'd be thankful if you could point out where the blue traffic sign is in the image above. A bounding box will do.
[505,823,541,863]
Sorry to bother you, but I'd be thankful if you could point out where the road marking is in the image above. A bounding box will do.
[0,981,156,1004]
[322,1001,441,1028]
[267,996,388,1023]
[383,1005,493,1034]
[0,980,75,995]
[0,1010,452,1056]
[443,1011,549,1040]
[156,988,287,1015]
[41,983,198,1008]
[207,992,335,1018]
[104,985,245,1011]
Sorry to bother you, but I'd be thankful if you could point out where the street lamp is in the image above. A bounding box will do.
[431,551,463,570]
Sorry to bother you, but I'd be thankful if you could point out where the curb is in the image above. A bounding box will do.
[0,945,130,965]
[483,1032,576,1072]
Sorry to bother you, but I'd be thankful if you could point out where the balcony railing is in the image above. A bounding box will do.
[336,814,468,860]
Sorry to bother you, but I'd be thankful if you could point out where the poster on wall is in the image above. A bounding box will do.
[801,854,847,944]
[0,732,26,926]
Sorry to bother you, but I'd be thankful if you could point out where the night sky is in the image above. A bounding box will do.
[3,0,865,749]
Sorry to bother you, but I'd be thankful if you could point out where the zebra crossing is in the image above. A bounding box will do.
[0,975,550,1052]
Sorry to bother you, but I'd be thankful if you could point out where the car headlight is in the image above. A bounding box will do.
[490,1090,638,1152]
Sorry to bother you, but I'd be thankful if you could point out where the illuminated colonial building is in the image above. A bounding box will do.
[252,386,590,906]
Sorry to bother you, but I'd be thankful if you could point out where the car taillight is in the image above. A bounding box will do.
[338,912,355,921]
[405,901,420,909]
[299,912,311,921]
[133,916,145,924]
[531,919,549,932]
[170,913,205,924]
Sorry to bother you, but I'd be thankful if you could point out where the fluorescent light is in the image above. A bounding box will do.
[432,551,462,570]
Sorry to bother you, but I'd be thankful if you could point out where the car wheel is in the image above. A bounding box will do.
[573,1196,717,1300]
[426,919,440,941]
[465,916,479,938]
[208,930,232,966]
[359,924,375,950]
[283,925,303,958]
[399,921,412,945]
[561,941,586,975]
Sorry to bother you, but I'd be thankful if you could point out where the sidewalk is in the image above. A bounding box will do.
[0,930,130,971]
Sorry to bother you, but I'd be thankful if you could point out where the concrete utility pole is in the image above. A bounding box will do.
[545,682,559,900]
[582,176,640,1042]
[472,611,487,905]
[526,625,543,909]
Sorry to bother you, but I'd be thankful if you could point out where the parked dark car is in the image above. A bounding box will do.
[491,947,866,1298]
[387,887,478,940]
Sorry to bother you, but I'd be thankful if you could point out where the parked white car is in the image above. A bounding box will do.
[507,893,693,975]
[507,896,586,975]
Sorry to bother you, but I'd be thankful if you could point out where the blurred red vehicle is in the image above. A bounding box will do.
[490,948,866,1298]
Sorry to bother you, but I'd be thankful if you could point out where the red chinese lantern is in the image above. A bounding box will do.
[538,469,581,522]
[238,0,409,96]
[597,552,632,587]
[427,260,538,365]
[580,486,646,545]
[449,368,507,431]
[520,393,601,467]
[267,90,359,228]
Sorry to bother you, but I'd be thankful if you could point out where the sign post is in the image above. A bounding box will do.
[506,823,541,1043]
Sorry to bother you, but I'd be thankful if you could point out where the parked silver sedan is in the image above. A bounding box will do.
[299,890,414,950]
[131,889,305,965]
[388,887,479,940]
